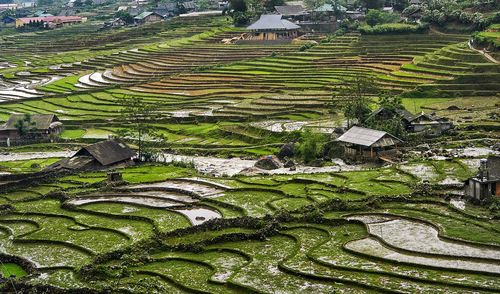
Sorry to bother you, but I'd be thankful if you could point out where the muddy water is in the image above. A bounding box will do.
[173,207,221,225]
[126,179,225,197]
[0,151,73,162]
[69,196,181,208]
[346,237,500,274]
[348,215,500,260]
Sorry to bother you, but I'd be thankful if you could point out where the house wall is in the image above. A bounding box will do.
[144,14,162,23]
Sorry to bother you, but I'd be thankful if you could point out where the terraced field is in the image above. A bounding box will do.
[1,17,498,155]
[1,157,499,293]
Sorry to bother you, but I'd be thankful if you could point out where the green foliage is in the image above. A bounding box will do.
[360,23,428,34]
[117,96,163,160]
[115,10,134,24]
[365,9,397,26]
[230,0,247,12]
[14,114,36,137]
[297,129,327,163]
[335,76,375,128]
[232,11,250,26]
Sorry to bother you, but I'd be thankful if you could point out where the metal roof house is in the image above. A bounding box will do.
[336,126,402,161]
[367,107,452,135]
[465,156,500,201]
[0,114,63,145]
[134,11,163,24]
[48,139,136,171]
[274,5,307,20]
[246,14,301,41]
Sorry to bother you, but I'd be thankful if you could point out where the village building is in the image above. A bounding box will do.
[134,11,163,24]
[182,1,196,12]
[0,3,18,12]
[367,107,453,135]
[274,5,308,21]
[47,139,136,171]
[154,2,178,17]
[336,126,403,161]
[465,156,500,200]
[246,14,301,42]
[1,15,16,27]
[15,15,85,28]
[0,114,63,145]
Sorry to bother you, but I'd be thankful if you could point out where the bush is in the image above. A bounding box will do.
[297,129,327,163]
[359,23,428,34]
[365,9,398,26]
[232,11,251,26]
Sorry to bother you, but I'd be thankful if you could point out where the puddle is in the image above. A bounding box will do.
[173,207,221,225]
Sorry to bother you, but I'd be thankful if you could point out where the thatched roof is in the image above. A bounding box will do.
[73,139,136,166]
[336,126,402,147]
[1,114,60,131]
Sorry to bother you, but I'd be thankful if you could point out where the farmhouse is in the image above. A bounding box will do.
[48,139,136,171]
[1,16,16,26]
[465,156,500,200]
[0,114,63,145]
[408,112,453,134]
[274,5,307,20]
[15,16,85,28]
[336,126,402,161]
[246,14,300,41]
[367,107,452,135]
[134,11,163,24]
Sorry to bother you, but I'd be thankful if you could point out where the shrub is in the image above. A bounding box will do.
[365,9,398,26]
[359,23,428,34]
[297,129,327,163]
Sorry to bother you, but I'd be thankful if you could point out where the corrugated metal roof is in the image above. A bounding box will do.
[274,5,306,16]
[336,126,401,147]
[247,14,300,31]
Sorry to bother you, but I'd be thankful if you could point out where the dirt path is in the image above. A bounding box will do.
[468,40,499,64]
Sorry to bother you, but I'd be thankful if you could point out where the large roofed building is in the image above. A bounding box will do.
[336,126,403,161]
[15,16,85,28]
[246,14,301,41]
[48,139,136,171]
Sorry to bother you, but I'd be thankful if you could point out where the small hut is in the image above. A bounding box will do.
[246,14,300,41]
[336,126,402,161]
[465,156,500,200]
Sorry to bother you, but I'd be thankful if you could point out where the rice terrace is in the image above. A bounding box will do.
[0,0,499,292]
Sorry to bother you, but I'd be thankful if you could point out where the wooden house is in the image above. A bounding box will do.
[367,107,452,135]
[134,11,163,24]
[465,156,500,200]
[246,14,301,41]
[0,114,63,145]
[47,139,136,171]
[336,126,402,161]
[274,5,307,21]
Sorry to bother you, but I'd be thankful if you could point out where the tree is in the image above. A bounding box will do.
[84,0,93,6]
[363,94,407,138]
[262,0,284,10]
[14,114,36,138]
[304,0,325,10]
[73,0,83,7]
[335,76,376,128]
[230,0,247,12]
[360,0,382,9]
[117,97,163,161]
[364,9,397,26]
[115,10,134,24]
